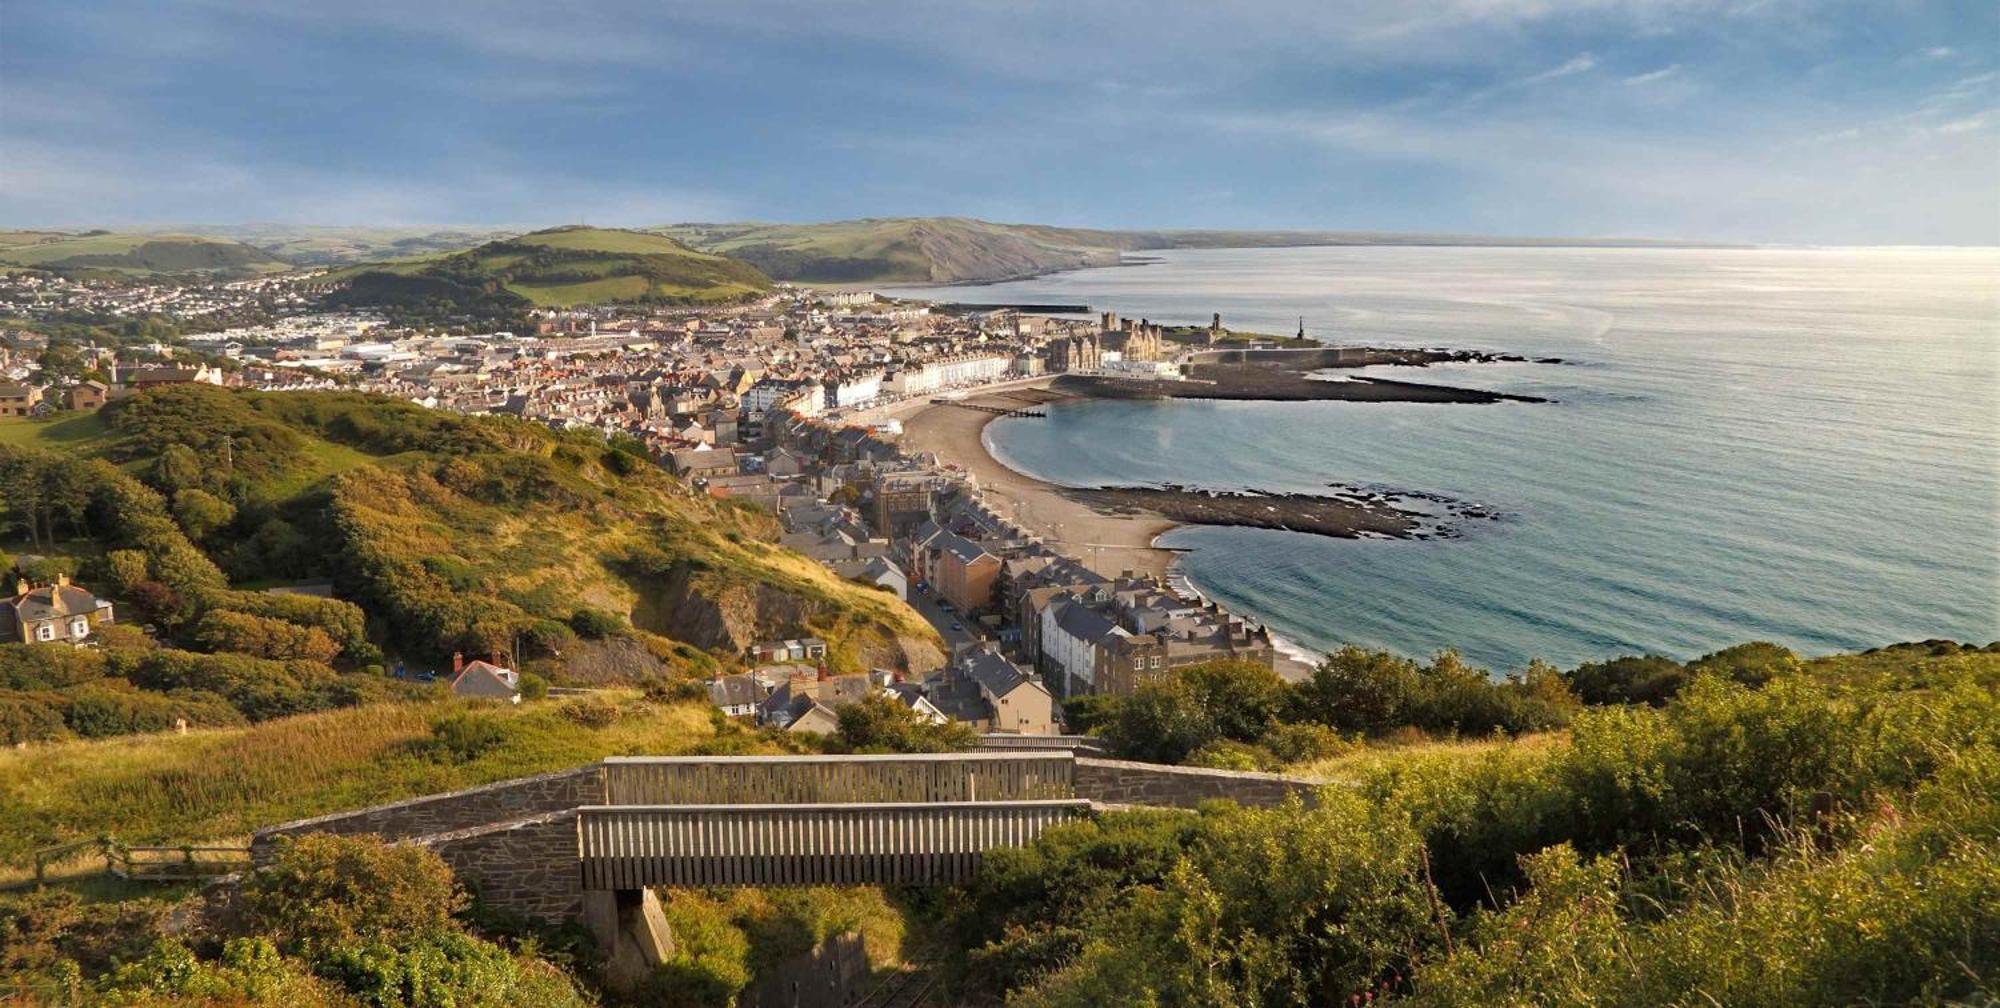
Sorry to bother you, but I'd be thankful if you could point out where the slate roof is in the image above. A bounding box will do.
[4,583,108,623]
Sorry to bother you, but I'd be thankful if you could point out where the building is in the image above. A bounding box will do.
[911,525,1002,613]
[447,653,521,703]
[749,637,829,664]
[63,381,109,411]
[705,673,769,717]
[666,447,740,479]
[1046,334,1101,373]
[0,575,115,644]
[922,645,1057,734]
[0,382,40,417]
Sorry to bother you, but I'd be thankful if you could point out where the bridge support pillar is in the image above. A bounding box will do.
[582,888,675,992]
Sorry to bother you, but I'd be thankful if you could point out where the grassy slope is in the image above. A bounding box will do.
[656,217,1123,285]
[329,225,774,309]
[0,696,728,869]
[0,231,293,276]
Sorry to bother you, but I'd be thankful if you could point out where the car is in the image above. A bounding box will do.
[950,622,963,631]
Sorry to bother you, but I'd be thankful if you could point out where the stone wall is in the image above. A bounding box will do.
[1074,757,1322,809]
[251,765,605,859]
[416,810,585,922]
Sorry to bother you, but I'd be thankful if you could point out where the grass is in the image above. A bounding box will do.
[0,412,112,449]
[0,695,727,870]
[0,232,291,274]
[1290,731,1565,785]
[515,226,729,259]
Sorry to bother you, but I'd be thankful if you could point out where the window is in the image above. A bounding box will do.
[1149,656,1162,669]
[72,619,90,638]
[36,624,55,642]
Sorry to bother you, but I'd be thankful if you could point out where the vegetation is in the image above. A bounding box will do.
[3,834,592,1006]
[0,230,293,279]
[324,225,773,325]
[939,643,2000,1006]
[0,384,941,747]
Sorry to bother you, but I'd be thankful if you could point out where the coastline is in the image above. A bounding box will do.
[898,383,1180,579]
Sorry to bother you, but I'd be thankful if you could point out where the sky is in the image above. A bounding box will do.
[2,0,1996,243]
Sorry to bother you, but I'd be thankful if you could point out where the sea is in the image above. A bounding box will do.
[884,246,2000,672]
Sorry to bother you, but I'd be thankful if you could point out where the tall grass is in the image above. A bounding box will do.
[0,696,720,865]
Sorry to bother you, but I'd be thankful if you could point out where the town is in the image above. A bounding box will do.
[3,281,1285,737]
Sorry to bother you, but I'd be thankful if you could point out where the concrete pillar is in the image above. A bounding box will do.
[583,888,676,993]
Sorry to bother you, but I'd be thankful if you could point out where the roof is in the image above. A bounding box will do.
[960,648,1037,700]
[707,673,764,708]
[928,528,996,567]
[1054,602,1124,644]
[449,663,518,698]
[3,582,108,623]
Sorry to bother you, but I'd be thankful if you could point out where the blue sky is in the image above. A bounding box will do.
[3,1,1995,242]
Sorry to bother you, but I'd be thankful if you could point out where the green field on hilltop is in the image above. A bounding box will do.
[323,225,773,318]
[0,230,293,277]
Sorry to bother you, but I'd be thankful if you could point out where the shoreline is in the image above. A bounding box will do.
[898,382,1181,580]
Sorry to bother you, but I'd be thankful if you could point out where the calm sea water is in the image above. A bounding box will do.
[886,247,2000,672]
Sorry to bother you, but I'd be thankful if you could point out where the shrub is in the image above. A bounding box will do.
[830,694,979,753]
[567,607,625,640]
[424,711,513,762]
[193,610,342,664]
[516,671,549,701]
[237,834,464,954]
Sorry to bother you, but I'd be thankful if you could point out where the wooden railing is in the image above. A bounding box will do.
[601,753,1076,806]
[14,838,252,888]
[577,800,1090,888]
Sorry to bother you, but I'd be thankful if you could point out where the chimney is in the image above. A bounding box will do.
[55,572,69,588]
[452,651,464,674]
[816,663,830,682]
[14,579,27,597]
[490,651,504,669]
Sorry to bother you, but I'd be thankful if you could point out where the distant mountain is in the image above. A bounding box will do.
[655,217,1740,286]
[323,226,774,321]
[182,224,518,267]
[0,230,293,278]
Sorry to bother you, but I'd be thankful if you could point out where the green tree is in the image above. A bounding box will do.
[170,488,236,542]
[237,834,464,955]
[830,694,979,753]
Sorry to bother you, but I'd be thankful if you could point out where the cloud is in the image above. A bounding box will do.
[1922,46,1956,59]
[1624,64,1682,85]
[1524,53,1600,85]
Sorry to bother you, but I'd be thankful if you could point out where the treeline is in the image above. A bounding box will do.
[946,646,2000,1006]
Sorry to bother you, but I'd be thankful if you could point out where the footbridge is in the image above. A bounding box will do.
[253,751,1322,988]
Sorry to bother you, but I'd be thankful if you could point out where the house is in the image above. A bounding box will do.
[756,669,872,732]
[63,381,109,412]
[921,644,1057,734]
[910,526,1002,613]
[0,575,115,644]
[828,555,908,600]
[0,382,40,418]
[666,447,740,479]
[447,652,521,703]
[123,364,224,389]
[705,673,768,717]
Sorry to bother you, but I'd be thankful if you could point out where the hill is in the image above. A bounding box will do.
[170,223,517,267]
[0,386,942,748]
[0,230,294,278]
[654,217,1735,285]
[322,225,774,322]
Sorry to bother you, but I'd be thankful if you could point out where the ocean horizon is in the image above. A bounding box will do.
[888,245,2000,672]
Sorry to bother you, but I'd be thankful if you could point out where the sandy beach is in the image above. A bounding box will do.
[897,383,1179,579]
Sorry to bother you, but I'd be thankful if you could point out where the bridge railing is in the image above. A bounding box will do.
[601,753,1075,806]
[577,799,1091,888]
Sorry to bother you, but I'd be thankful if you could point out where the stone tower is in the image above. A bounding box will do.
[1208,312,1223,346]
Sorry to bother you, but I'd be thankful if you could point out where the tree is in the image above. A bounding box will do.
[831,694,979,753]
[1687,642,1802,688]
[170,489,236,542]
[148,444,205,497]
[102,549,151,594]
[1565,654,1687,706]
[1106,660,1290,764]
[1292,647,1423,734]
[193,610,341,663]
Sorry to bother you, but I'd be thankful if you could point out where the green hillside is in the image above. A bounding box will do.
[0,230,293,277]
[0,386,942,745]
[656,217,1132,284]
[324,225,773,320]
[177,224,515,267]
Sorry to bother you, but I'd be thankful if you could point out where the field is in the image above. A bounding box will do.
[0,230,293,276]
[0,413,112,450]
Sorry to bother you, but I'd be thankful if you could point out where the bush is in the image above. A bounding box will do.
[1104,660,1290,764]
[424,711,513,762]
[830,694,979,753]
[238,834,464,955]
[516,671,549,701]
[193,610,342,663]
[567,607,625,640]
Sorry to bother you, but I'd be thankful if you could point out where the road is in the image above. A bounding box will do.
[905,588,979,653]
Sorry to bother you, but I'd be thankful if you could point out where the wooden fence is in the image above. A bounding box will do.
[577,800,1090,888]
[601,753,1076,806]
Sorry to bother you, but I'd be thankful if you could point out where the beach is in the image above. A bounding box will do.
[897,382,1180,579]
